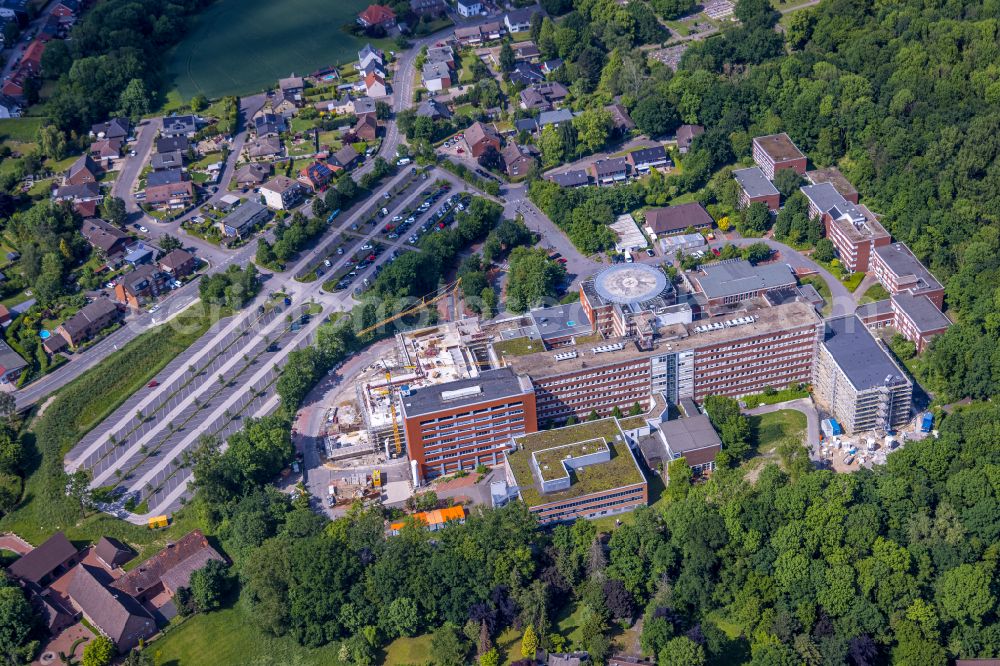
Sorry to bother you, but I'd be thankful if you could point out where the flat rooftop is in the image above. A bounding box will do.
[733,167,779,198]
[805,167,857,199]
[508,418,644,507]
[800,182,846,215]
[502,300,819,379]
[874,243,943,293]
[821,315,910,391]
[692,259,797,300]
[829,203,889,243]
[892,293,951,332]
[530,302,593,342]
[399,367,532,419]
[754,133,805,162]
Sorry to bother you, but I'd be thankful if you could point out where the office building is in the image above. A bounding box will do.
[871,242,944,308]
[733,166,780,211]
[752,133,807,180]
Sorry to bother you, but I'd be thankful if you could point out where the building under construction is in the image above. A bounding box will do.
[355,319,490,457]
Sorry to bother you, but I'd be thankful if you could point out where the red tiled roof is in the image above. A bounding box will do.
[359,4,395,24]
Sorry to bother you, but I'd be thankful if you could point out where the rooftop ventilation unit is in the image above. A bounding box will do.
[592,342,626,353]
[553,351,578,361]
[441,386,482,401]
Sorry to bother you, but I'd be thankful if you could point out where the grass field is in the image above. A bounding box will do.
[860,282,890,303]
[749,410,807,454]
[0,117,43,143]
[165,0,388,100]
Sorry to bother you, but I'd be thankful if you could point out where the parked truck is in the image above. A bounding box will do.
[920,412,934,433]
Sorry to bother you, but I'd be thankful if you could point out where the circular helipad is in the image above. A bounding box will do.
[592,264,668,306]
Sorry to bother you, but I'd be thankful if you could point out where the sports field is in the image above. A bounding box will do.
[166,0,376,100]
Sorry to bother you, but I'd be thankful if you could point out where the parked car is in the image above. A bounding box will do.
[646,248,655,257]
[147,380,159,388]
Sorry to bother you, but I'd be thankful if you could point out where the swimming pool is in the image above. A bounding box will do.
[39,330,51,340]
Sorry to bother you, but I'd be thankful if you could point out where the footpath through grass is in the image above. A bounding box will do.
[0,305,217,548]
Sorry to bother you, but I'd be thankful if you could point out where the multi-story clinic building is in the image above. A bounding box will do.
[800,182,890,273]
[733,167,780,211]
[399,367,537,479]
[813,315,913,434]
[752,133,807,180]
[871,242,945,309]
[505,417,648,524]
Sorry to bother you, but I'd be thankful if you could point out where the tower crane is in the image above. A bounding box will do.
[357,278,462,337]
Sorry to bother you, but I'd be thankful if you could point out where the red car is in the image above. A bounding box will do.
[712,247,721,256]
[557,257,568,264]
[147,380,159,388]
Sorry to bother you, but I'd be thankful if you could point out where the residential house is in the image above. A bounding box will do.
[94,537,134,570]
[605,103,636,133]
[144,169,193,209]
[0,339,25,383]
[358,43,384,72]
[114,264,170,309]
[8,532,81,588]
[37,13,61,40]
[504,8,534,32]
[161,115,199,138]
[150,150,183,171]
[410,0,446,14]
[454,25,486,45]
[352,114,379,141]
[218,200,269,238]
[456,0,482,17]
[20,39,45,75]
[158,249,196,278]
[55,298,122,349]
[49,0,78,25]
[89,117,130,140]
[234,162,271,188]
[643,203,713,237]
[512,42,541,62]
[330,144,361,171]
[501,143,536,179]
[260,176,305,210]
[358,58,383,79]
[465,121,501,158]
[416,98,451,120]
[732,166,780,211]
[111,530,226,606]
[245,136,283,161]
[425,45,455,69]
[123,242,154,267]
[65,154,99,185]
[81,218,130,263]
[752,132,807,181]
[298,161,334,191]
[675,124,703,153]
[353,96,377,119]
[0,96,20,119]
[253,113,285,137]
[155,136,189,154]
[315,94,355,115]
[514,117,539,134]
[508,61,544,86]
[54,182,101,205]
[421,61,452,91]
[269,96,297,119]
[357,4,396,29]
[89,137,122,161]
[548,169,590,188]
[591,157,628,185]
[537,108,573,130]
[67,564,156,653]
[541,58,563,74]
[519,81,568,111]
[0,305,10,325]
[626,145,669,172]
[365,71,388,97]
[278,75,304,106]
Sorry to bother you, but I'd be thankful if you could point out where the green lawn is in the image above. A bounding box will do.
[384,634,433,665]
[859,282,890,304]
[152,603,344,666]
[165,0,385,99]
[0,117,43,143]
[841,271,865,291]
[748,409,807,454]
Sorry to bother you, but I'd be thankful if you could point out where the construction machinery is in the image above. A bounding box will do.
[357,278,462,337]
[372,469,382,487]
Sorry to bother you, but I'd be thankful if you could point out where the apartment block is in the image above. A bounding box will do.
[857,294,951,353]
[752,133,807,181]
[399,367,537,480]
[813,315,913,434]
